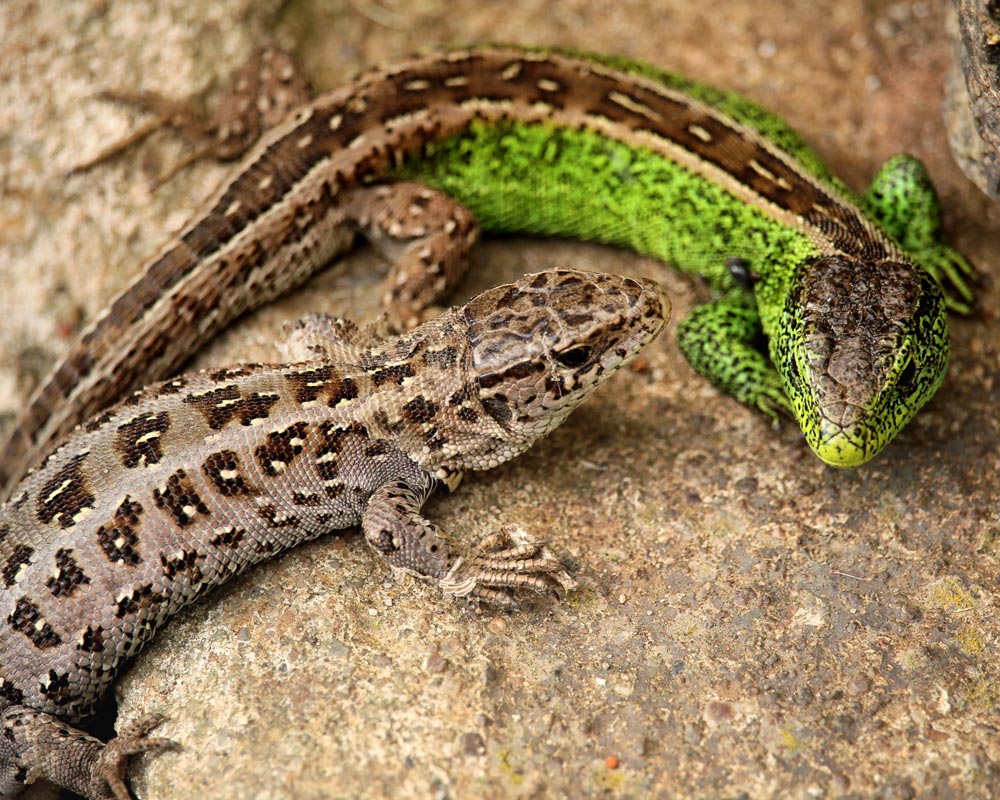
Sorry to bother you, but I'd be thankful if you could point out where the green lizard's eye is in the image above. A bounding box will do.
[554,345,592,368]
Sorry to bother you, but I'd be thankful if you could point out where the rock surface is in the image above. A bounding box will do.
[1,1,998,798]
[944,0,1000,202]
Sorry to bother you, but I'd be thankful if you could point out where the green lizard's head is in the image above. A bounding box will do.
[774,255,949,467]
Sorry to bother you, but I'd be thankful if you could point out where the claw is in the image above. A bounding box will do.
[97,713,179,800]
[440,526,576,604]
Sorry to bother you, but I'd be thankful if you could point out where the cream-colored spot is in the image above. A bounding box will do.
[328,113,343,130]
[43,479,72,505]
[501,62,523,81]
[749,159,793,190]
[687,123,713,143]
[608,90,662,123]
[537,78,561,93]
[404,78,431,91]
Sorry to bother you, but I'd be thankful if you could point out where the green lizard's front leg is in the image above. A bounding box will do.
[864,154,977,312]
[675,286,791,421]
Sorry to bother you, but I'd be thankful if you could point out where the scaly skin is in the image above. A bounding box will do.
[391,48,975,466]
[0,269,667,800]
[0,46,976,482]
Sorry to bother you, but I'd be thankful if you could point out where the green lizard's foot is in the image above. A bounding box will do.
[676,291,791,420]
[909,241,977,314]
[440,527,576,609]
[865,154,978,313]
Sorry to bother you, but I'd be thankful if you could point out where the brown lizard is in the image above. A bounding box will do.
[0,268,668,799]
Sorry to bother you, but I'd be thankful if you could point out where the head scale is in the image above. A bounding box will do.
[464,270,668,443]
[774,255,949,467]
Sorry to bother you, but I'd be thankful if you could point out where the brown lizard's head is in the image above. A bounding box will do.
[464,269,668,445]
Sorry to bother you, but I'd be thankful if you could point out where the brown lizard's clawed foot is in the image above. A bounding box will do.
[440,527,577,608]
[96,713,178,800]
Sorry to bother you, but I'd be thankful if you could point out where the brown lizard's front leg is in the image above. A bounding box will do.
[362,475,574,609]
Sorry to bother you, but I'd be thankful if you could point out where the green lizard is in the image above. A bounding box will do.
[390,48,976,467]
[0,45,976,494]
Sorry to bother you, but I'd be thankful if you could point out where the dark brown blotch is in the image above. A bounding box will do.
[0,675,25,705]
[364,439,392,457]
[114,583,167,619]
[423,426,449,452]
[156,377,189,396]
[153,469,210,528]
[202,450,259,497]
[285,365,333,404]
[210,526,246,548]
[45,549,91,597]
[2,544,33,587]
[257,504,301,529]
[315,423,369,481]
[183,384,279,430]
[84,409,116,432]
[115,410,171,469]
[161,549,204,584]
[39,669,73,708]
[76,625,106,653]
[292,491,323,507]
[370,363,416,386]
[8,597,62,648]
[96,496,144,566]
[402,395,440,425]
[422,345,458,369]
[209,365,259,382]
[35,454,96,529]
[255,421,309,477]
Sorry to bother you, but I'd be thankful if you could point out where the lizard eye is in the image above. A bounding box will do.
[554,345,592,369]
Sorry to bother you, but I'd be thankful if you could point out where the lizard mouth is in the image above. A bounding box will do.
[811,421,876,467]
